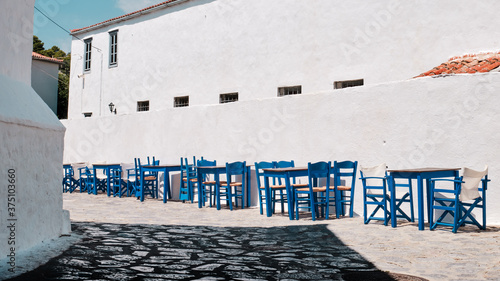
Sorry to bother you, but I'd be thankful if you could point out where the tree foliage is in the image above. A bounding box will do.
[33,35,70,119]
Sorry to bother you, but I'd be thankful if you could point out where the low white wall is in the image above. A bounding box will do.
[62,73,500,224]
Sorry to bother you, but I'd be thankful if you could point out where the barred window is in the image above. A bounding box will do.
[219,92,238,104]
[334,79,364,89]
[137,101,149,112]
[278,85,302,97]
[174,96,189,107]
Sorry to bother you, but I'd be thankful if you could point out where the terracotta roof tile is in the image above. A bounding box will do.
[32,52,64,64]
[70,0,183,34]
[415,51,500,78]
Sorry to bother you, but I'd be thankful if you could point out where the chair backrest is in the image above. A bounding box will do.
[460,165,488,201]
[71,163,87,180]
[333,160,358,188]
[308,161,331,189]
[226,161,246,183]
[254,161,275,188]
[275,160,294,168]
[121,163,135,180]
[197,159,216,167]
[360,163,387,195]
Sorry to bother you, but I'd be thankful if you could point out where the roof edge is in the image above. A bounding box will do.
[70,0,190,35]
[32,52,64,64]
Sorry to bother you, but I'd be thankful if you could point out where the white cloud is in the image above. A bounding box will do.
[115,0,164,14]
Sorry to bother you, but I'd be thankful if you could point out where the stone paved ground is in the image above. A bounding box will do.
[7,222,397,281]
[3,193,500,280]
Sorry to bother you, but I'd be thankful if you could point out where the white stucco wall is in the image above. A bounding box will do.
[32,59,59,115]
[68,0,500,119]
[0,0,69,274]
[62,73,500,225]
[0,0,34,85]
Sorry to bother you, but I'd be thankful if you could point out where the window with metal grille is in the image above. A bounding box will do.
[174,96,189,107]
[334,79,364,89]
[278,85,302,97]
[219,92,238,104]
[84,38,92,72]
[109,30,118,67]
[137,101,149,112]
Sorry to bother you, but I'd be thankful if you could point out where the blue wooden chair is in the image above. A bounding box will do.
[135,158,158,199]
[63,164,82,193]
[361,163,414,225]
[197,159,218,207]
[295,161,331,220]
[430,166,489,232]
[254,161,285,215]
[332,160,358,218]
[217,161,246,211]
[119,163,137,197]
[360,163,390,225]
[179,157,200,202]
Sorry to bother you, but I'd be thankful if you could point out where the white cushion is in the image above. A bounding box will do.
[460,165,488,201]
[360,163,386,195]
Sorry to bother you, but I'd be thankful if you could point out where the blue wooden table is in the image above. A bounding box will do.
[140,165,181,203]
[92,163,121,196]
[196,165,252,209]
[388,168,460,230]
[262,167,308,220]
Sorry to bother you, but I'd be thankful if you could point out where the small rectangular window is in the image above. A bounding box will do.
[109,30,118,67]
[174,96,189,107]
[334,79,364,89]
[219,92,238,104]
[278,85,302,97]
[83,112,92,118]
[84,38,92,72]
[137,101,149,112]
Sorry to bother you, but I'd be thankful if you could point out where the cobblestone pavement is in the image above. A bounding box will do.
[8,222,396,281]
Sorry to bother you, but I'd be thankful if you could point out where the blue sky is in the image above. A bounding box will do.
[33,0,165,53]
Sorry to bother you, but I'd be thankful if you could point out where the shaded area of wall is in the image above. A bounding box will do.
[62,73,500,224]
[31,60,59,115]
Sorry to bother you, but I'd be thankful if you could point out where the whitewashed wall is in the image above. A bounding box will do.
[0,0,69,273]
[32,59,59,114]
[67,0,500,119]
[62,73,500,225]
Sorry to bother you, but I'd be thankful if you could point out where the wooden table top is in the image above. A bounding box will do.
[262,167,308,172]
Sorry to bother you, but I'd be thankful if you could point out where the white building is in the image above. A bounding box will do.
[0,0,69,277]
[63,0,500,224]
[31,52,63,115]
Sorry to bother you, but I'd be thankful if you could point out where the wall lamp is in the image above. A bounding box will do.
[108,102,117,114]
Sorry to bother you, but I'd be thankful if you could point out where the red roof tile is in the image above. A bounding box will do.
[70,0,183,34]
[415,51,500,78]
[32,52,64,64]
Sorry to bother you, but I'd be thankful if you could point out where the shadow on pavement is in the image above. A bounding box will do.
[8,222,398,281]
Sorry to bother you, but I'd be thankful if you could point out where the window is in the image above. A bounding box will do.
[278,85,302,97]
[174,96,189,107]
[334,79,364,89]
[109,30,118,67]
[137,101,149,112]
[83,112,92,118]
[84,38,92,72]
[219,92,238,104]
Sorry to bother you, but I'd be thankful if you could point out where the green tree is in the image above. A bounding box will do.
[33,35,45,53]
